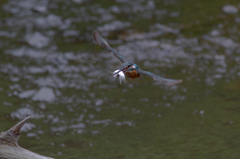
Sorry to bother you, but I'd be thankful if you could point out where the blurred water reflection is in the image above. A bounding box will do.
[1,0,240,158]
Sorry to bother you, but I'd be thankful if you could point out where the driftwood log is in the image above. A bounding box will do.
[0,116,54,159]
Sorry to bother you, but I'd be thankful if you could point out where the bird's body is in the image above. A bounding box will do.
[124,66,141,79]
[93,30,182,86]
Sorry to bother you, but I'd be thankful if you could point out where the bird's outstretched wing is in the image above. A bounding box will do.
[138,69,182,86]
[93,30,125,63]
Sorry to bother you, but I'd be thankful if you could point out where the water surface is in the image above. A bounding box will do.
[0,0,240,158]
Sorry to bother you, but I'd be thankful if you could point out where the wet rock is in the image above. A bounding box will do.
[32,87,55,102]
[51,126,68,132]
[123,33,147,41]
[115,121,135,126]
[210,30,220,36]
[0,31,16,38]
[222,5,238,14]
[97,20,131,32]
[199,110,204,115]
[214,74,223,79]
[69,123,85,129]
[11,108,34,119]
[110,6,121,13]
[72,0,85,4]
[64,52,76,60]
[25,32,50,48]
[6,47,47,58]
[204,36,237,48]
[26,133,37,137]
[21,122,36,132]
[95,99,103,106]
[33,5,47,13]
[28,66,45,74]
[3,0,49,17]
[6,47,25,57]
[35,14,62,28]
[147,1,155,8]
[92,119,111,125]
[19,89,36,98]
[154,23,179,34]
[46,14,62,27]
[63,30,79,37]
[136,40,160,48]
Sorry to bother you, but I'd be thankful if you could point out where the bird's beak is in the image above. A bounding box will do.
[113,67,129,76]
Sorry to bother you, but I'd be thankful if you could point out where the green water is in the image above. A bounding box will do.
[0,0,240,158]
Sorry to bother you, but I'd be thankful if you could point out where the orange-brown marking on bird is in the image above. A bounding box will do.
[124,66,140,79]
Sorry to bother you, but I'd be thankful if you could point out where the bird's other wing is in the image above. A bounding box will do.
[93,30,125,63]
[138,69,182,86]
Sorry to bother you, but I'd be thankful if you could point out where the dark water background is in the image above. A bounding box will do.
[1,0,240,158]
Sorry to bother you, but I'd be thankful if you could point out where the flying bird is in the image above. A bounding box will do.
[93,30,182,86]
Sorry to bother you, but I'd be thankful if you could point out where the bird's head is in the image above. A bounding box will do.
[116,61,135,74]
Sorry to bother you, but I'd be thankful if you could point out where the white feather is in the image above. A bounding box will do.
[113,70,125,84]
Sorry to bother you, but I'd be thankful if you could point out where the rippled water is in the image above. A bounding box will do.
[1,0,240,158]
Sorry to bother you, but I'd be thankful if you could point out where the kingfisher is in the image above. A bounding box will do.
[93,30,182,86]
